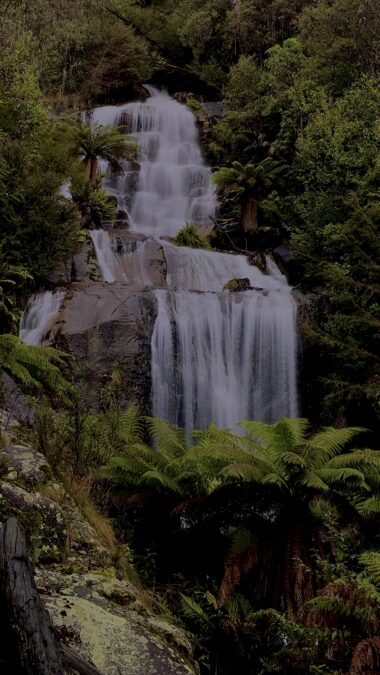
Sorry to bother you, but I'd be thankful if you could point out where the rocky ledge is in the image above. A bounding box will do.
[0,434,196,675]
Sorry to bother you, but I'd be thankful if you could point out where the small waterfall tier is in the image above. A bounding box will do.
[20,290,65,345]
[152,244,298,430]
[91,87,216,236]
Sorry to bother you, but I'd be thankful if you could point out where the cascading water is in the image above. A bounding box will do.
[152,244,298,429]
[90,87,216,235]
[90,88,299,428]
[20,290,65,345]
[89,229,123,283]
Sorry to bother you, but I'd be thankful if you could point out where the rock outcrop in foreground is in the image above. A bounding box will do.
[0,427,196,675]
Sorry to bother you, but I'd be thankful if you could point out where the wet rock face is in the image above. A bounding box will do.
[53,282,157,413]
[46,231,164,414]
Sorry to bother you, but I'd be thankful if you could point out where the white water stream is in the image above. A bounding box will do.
[152,243,298,429]
[20,290,65,345]
[84,88,298,427]
[91,87,216,236]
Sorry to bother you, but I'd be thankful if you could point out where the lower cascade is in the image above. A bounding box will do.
[152,246,298,430]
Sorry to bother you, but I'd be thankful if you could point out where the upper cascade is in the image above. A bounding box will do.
[90,87,216,236]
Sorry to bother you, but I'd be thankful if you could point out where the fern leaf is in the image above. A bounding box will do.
[357,495,380,515]
[180,594,210,625]
[359,551,380,580]
[139,469,184,495]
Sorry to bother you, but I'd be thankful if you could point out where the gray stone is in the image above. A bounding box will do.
[50,281,157,413]
[1,373,35,424]
[0,440,197,675]
[1,444,51,487]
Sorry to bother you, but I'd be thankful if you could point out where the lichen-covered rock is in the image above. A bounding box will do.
[42,590,195,675]
[1,444,51,487]
[0,442,197,675]
[0,445,110,564]
[0,482,67,562]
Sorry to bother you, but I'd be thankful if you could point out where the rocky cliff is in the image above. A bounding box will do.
[46,231,169,412]
[0,416,196,675]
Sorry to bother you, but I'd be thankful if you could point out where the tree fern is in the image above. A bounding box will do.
[0,334,70,395]
[359,552,380,580]
[66,118,137,182]
[118,406,145,445]
[139,469,184,495]
[357,495,380,515]
[145,416,186,458]
[180,594,210,626]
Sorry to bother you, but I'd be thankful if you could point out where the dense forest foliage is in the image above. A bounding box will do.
[1,1,380,673]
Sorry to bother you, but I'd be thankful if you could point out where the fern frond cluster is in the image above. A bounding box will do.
[0,333,71,396]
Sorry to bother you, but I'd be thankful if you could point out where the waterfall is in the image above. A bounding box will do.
[89,229,123,283]
[152,246,298,429]
[89,88,298,428]
[90,230,155,286]
[20,290,65,345]
[90,87,216,235]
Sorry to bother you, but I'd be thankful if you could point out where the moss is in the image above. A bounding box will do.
[223,277,251,292]
[173,224,209,249]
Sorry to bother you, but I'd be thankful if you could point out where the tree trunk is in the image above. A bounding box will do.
[0,517,104,675]
[0,517,65,674]
[240,197,258,232]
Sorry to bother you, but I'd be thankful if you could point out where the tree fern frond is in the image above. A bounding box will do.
[262,472,288,489]
[317,467,367,488]
[139,469,184,495]
[219,462,265,482]
[270,418,309,457]
[357,495,380,515]
[226,593,256,623]
[299,472,330,492]
[119,406,144,444]
[180,594,210,625]
[102,454,151,483]
[359,551,380,580]
[308,426,365,462]
[0,334,70,394]
[145,417,186,458]
[239,420,274,446]
[126,443,168,470]
[279,452,308,470]
[328,450,380,470]
[205,591,219,611]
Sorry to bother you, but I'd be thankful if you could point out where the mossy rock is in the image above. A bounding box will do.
[223,277,252,292]
[36,568,196,675]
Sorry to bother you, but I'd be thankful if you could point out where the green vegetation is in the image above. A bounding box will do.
[0,335,71,396]
[174,223,209,248]
[30,398,380,674]
[65,119,137,183]
[223,278,251,292]
[213,159,284,232]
